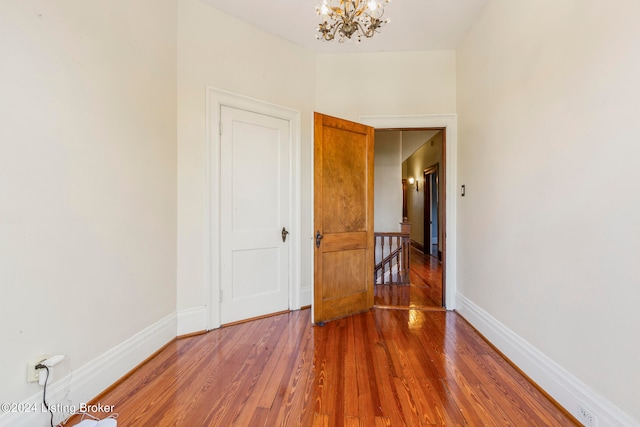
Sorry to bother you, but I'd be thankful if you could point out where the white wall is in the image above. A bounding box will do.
[374,131,403,232]
[403,133,443,248]
[0,0,177,423]
[176,0,317,328]
[457,0,640,424]
[316,51,457,122]
[402,130,439,161]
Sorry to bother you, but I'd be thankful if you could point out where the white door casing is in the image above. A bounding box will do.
[206,88,301,330]
[359,114,457,310]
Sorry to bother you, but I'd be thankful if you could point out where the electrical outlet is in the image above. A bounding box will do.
[27,354,49,383]
[578,404,597,427]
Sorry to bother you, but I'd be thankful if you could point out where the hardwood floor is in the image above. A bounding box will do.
[375,246,443,309]
[66,309,577,426]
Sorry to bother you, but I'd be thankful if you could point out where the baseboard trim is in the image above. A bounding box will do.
[0,313,176,427]
[410,239,425,252]
[456,293,637,427]
[177,306,208,335]
[300,286,311,308]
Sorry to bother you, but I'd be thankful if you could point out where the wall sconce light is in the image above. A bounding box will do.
[408,177,418,192]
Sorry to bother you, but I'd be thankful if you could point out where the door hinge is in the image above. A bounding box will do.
[220,290,223,302]
[219,122,223,135]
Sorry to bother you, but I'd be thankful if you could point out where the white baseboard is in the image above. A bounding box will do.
[177,306,208,336]
[0,313,176,427]
[300,286,311,307]
[456,293,637,427]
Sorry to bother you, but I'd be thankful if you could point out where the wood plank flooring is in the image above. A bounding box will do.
[66,309,578,426]
[375,246,443,309]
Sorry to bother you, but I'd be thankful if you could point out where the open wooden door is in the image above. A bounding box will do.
[313,112,374,324]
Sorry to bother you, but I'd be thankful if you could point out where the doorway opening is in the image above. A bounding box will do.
[373,128,446,310]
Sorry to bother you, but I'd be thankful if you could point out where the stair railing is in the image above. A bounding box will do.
[374,222,411,285]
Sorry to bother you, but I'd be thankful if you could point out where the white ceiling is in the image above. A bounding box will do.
[199,0,489,54]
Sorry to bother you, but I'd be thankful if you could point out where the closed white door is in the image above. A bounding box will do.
[220,106,290,324]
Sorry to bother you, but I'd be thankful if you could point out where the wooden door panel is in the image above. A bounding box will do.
[322,250,367,299]
[321,127,368,233]
[320,248,368,320]
[314,112,374,323]
[320,293,370,322]
[321,232,367,252]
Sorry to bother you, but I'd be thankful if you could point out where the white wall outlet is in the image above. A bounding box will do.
[578,403,597,427]
[27,354,49,383]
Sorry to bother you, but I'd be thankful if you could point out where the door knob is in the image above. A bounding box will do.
[282,227,289,242]
[315,230,324,248]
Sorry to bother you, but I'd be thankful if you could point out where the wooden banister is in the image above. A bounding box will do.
[374,222,411,285]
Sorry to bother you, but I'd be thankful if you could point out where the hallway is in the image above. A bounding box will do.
[374,246,443,309]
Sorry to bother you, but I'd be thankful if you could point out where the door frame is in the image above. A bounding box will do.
[206,87,302,330]
[423,163,439,260]
[360,114,457,310]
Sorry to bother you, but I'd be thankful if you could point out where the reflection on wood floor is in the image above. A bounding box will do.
[375,245,443,309]
[66,308,577,426]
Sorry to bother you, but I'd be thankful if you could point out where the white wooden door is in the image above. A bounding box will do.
[220,106,290,324]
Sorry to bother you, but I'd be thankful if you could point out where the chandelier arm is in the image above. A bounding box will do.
[355,21,369,39]
[331,23,341,41]
[321,20,342,41]
[320,26,336,41]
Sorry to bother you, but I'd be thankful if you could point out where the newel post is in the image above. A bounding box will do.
[400,219,411,234]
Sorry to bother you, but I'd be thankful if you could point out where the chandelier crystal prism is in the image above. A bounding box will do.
[316,0,391,43]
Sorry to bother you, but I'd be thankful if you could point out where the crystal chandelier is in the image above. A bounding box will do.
[316,0,391,43]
